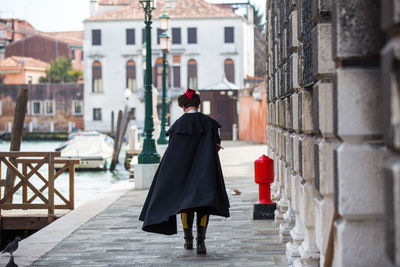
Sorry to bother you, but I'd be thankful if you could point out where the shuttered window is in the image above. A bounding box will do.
[142,28,146,44]
[172,28,181,44]
[93,108,102,121]
[92,61,103,93]
[157,28,162,44]
[92,29,101,46]
[126,28,135,45]
[224,58,235,83]
[224,27,234,43]
[173,66,181,88]
[188,28,197,44]
[187,59,197,89]
[126,60,136,91]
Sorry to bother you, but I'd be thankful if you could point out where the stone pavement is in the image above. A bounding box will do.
[11,141,287,266]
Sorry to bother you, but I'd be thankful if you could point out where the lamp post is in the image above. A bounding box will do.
[138,0,160,164]
[157,13,170,145]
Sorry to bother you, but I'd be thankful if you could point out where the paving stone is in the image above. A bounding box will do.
[30,142,287,267]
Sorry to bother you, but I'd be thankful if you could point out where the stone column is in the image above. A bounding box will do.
[331,1,391,265]
[381,1,400,263]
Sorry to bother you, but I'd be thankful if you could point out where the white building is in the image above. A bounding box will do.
[83,0,254,132]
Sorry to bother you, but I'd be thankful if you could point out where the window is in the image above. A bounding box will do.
[187,59,197,89]
[188,28,197,44]
[92,29,101,46]
[173,66,181,88]
[142,28,146,44]
[126,60,137,91]
[81,51,84,61]
[126,28,135,45]
[172,28,181,44]
[202,101,211,115]
[73,101,83,115]
[224,58,235,83]
[27,75,33,84]
[71,49,75,60]
[130,108,136,120]
[157,28,162,44]
[93,108,102,121]
[153,57,163,88]
[44,100,55,115]
[224,27,234,43]
[92,61,103,93]
[32,101,42,115]
[172,55,181,88]
[0,101,2,116]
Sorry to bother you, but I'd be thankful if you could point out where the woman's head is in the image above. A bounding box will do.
[178,89,201,109]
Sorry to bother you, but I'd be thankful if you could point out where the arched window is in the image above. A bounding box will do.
[153,57,163,88]
[92,61,102,93]
[126,60,136,91]
[224,58,235,83]
[187,59,197,89]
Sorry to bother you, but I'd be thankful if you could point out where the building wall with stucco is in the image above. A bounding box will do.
[83,0,254,133]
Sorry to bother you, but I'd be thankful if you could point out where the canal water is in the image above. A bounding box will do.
[0,140,129,208]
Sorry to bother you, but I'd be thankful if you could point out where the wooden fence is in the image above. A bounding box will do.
[0,152,79,224]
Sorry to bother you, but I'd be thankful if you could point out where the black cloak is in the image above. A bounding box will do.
[139,112,230,235]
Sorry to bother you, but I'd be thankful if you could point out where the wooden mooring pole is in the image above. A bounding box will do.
[4,87,28,203]
[110,108,133,171]
[110,111,123,171]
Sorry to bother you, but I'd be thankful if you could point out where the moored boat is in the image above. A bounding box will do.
[55,131,114,170]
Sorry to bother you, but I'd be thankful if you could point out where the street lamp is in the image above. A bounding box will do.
[138,0,160,164]
[157,12,170,145]
[157,30,170,145]
[124,88,132,102]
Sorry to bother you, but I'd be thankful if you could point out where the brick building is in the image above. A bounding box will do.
[265,0,399,266]
[0,18,37,58]
[0,84,84,133]
[5,33,83,71]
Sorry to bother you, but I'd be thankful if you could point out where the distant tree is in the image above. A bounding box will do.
[253,6,265,34]
[39,57,82,83]
[253,6,267,77]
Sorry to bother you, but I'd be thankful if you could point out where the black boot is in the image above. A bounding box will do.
[196,225,207,254]
[181,212,194,250]
[183,228,193,250]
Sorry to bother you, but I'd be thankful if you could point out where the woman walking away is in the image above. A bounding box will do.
[139,88,230,254]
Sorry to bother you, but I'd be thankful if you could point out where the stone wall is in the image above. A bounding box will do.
[266,0,396,266]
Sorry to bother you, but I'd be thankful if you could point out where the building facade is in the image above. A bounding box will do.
[83,0,254,132]
[0,18,37,59]
[0,83,84,133]
[5,34,83,71]
[0,56,49,84]
[266,0,399,266]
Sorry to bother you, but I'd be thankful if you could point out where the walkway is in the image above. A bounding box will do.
[5,141,287,266]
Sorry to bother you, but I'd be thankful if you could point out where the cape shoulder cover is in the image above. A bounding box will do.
[139,112,230,235]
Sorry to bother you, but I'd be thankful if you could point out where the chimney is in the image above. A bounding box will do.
[90,0,99,16]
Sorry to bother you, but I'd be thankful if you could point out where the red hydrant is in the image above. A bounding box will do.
[253,155,276,219]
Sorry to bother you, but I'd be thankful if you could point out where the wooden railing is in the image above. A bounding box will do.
[0,152,79,223]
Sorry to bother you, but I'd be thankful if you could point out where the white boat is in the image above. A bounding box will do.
[55,131,114,170]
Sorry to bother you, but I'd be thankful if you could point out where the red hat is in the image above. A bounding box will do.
[185,88,196,100]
